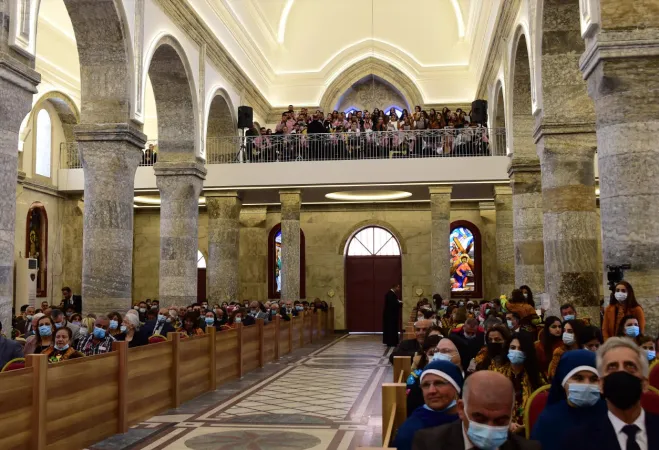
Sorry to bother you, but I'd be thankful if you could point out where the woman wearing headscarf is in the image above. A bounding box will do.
[393,360,463,450]
[531,349,606,449]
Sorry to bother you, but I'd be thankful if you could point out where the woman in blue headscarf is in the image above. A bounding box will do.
[394,360,463,450]
[530,349,607,449]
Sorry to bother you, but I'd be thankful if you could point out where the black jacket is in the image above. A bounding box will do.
[562,409,659,450]
[413,420,541,450]
[389,338,420,364]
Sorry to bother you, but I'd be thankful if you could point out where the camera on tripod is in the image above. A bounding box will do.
[607,264,631,293]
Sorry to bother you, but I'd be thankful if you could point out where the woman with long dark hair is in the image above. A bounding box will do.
[534,315,563,377]
[547,319,586,379]
[602,280,645,339]
[519,285,535,307]
[474,324,511,371]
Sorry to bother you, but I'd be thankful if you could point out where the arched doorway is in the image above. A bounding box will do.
[197,251,206,302]
[345,226,401,332]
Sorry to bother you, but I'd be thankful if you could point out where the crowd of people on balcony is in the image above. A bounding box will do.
[243,105,492,162]
[388,282,658,450]
[0,287,329,367]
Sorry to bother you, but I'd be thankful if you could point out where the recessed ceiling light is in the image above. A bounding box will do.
[325,190,412,201]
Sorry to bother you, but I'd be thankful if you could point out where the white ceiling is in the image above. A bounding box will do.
[209,0,502,105]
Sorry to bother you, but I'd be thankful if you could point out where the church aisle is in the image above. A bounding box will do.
[89,335,392,450]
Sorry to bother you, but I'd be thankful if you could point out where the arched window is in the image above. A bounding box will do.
[384,106,404,119]
[197,250,206,268]
[35,109,52,178]
[344,107,358,116]
[347,226,400,256]
[449,221,482,298]
[26,203,48,297]
[268,224,306,299]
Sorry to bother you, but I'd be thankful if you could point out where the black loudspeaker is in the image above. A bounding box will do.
[471,99,488,125]
[237,106,253,129]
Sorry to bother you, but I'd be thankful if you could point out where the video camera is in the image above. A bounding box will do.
[607,264,631,293]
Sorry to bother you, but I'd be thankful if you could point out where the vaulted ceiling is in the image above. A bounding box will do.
[200,0,503,106]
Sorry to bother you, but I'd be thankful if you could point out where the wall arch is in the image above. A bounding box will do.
[508,23,536,117]
[23,91,80,143]
[25,202,49,298]
[509,28,536,159]
[320,57,424,113]
[205,87,238,139]
[145,35,199,161]
[338,220,407,255]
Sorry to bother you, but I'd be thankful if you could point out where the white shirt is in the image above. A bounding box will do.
[608,409,647,450]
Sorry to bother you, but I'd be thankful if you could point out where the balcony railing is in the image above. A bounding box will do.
[208,127,506,164]
[60,128,507,168]
[60,141,159,169]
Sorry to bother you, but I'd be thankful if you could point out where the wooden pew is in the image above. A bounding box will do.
[393,356,411,384]
[382,382,407,447]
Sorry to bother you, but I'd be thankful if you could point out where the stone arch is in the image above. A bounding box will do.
[35,0,136,124]
[319,57,424,113]
[26,91,80,143]
[205,88,238,163]
[509,27,535,159]
[338,220,407,255]
[491,79,508,155]
[146,35,199,161]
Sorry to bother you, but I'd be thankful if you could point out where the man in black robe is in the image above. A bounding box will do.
[383,283,402,346]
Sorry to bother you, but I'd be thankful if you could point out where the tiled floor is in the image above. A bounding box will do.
[90,334,392,450]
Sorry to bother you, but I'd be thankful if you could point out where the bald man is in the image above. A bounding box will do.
[389,319,432,364]
[413,371,541,450]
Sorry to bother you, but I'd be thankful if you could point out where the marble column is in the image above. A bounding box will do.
[537,128,600,321]
[429,186,452,300]
[206,191,242,304]
[509,159,545,293]
[155,162,206,306]
[77,124,146,314]
[580,9,659,333]
[280,190,301,301]
[494,186,515,297]
[61,197,84,294]
[0,58,39,331]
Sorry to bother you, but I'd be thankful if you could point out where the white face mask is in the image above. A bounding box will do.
[563,332,575,345]
[615,292,627,302]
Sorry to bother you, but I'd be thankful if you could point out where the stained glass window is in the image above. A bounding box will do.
[347,227,400,256]
[450,226,475,293]
[275,230,282,294]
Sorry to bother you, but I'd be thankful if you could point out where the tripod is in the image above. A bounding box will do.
[234,127,248,163]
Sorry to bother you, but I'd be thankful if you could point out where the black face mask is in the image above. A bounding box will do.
[487,342,504,357]
[603,371,643,410]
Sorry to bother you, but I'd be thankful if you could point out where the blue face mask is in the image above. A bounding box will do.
[157,314,166,323]
[647,350,656,361]
[563,314,575,322]
[423,399,457,413]
[54,322,63,329]
[432,352,453,362]
[55,344,69,352]
[109,320,119,330]
[205,317,215,325]
[625,325,640,337]
[93,327,106,339]
[466,417,509,450]
[507,350,526,365]
[38,325,52,336]
[567,383,601,407]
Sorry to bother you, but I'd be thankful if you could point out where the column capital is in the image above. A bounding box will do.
[493,185,513,197]
[153,161,207,180]
[0,56,40,92]
[205,190,241,199]
[428,185,453,196]
[508,157,541,177]
[75,123,147,149]
[279,189,302,196]
[533,121,596,143]
[479,201,495,212]
[580,31,659,80]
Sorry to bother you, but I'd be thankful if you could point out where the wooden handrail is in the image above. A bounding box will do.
[383,402,397,447]
[382,383,407,447]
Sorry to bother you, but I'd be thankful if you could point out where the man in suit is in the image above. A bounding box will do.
[450,318,485,372]
[413,371,541,450]
[51,308,81,343]
[140,308,176,339]
[60,286,82,314]
[0,321,23,369]
[563,337,659,450]
[389,319,432,364]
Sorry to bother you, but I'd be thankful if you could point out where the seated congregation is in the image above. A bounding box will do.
[1,292,329,369]
[388,282,659,450]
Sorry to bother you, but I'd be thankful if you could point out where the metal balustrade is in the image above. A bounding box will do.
[60,141,160,169]
[60,128,507,168]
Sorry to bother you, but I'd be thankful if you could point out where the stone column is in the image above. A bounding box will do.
[509,159,545,293]
[61,197,84,294]
[280,190,302,301]
[580,9,659,333]
[0,59,39,331]
[155,162,206,306]
[537,128,600,321]
[494,186,515,297]
[429,186,452,300]
[77,124,146,314]
[206,191,242,304]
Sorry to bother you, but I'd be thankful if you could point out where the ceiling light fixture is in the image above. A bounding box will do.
[325,190,412,201]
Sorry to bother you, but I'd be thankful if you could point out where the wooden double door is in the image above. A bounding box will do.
[346,256,402,332]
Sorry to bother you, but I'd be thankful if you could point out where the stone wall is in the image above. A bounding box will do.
[132,202,499,329]
[336,76,408,114]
